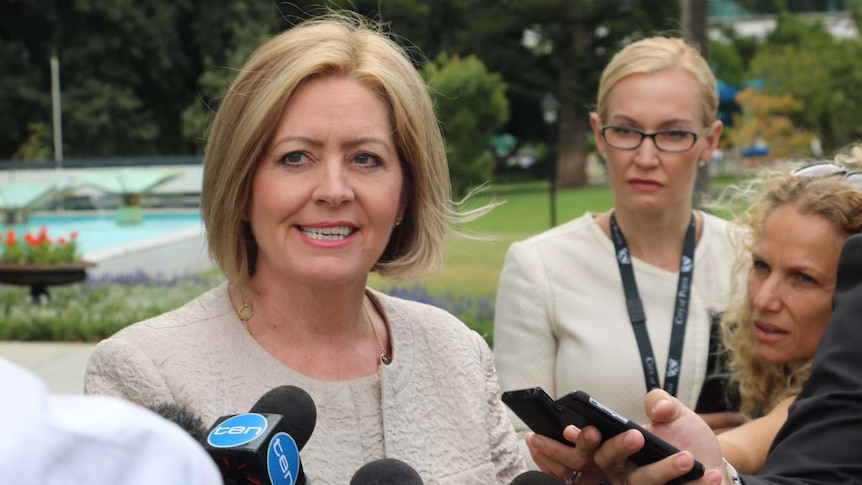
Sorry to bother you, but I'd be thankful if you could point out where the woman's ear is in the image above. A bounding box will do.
[700,120,724,162]
[590,113,605,156]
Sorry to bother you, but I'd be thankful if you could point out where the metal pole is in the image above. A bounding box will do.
[51,52,63,166]
[548,121,557,227]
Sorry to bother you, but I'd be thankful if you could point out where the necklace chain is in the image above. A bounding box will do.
[234,297,391,367]
[365,299,392,366]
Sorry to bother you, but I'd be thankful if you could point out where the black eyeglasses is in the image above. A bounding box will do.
[600,125,709,153]
[791,162,862,190]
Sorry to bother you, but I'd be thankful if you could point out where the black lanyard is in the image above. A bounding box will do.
[609,212,696,396]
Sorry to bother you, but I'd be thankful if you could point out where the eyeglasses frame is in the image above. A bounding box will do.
[599,125,712,153]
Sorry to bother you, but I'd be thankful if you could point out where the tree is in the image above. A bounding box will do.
[0,0,284,159]
[0,0,57,159]
[729,88,813,162]
[422,53,509,196]
[749,9,862,152]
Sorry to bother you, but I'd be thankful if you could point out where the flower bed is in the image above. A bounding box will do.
[2,227,80,264]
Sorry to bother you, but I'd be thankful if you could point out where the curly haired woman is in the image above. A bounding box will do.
[717,151,862,473]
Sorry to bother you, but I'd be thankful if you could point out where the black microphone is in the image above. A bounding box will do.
[202,385,317,485]
[349,458,424,484]
[510,471,567,484]
[149,402,209,442]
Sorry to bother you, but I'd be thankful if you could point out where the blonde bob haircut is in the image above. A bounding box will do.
[595,36,718,128]
[719,150,862,417]
[201,14,467,290]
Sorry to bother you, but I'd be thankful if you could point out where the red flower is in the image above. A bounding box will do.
[4,229,15,246]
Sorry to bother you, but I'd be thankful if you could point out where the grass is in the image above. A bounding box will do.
[369,182,616,296]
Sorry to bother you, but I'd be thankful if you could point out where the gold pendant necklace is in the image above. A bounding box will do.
[237,300,254,337]
[235,296,391,367]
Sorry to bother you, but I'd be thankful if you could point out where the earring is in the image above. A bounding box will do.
[395,217,403,226]
[698,159,708,167]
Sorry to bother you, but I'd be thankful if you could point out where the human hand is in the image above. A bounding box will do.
[584,389,732,485]
[697,411,747,434]
[526,426,605,485]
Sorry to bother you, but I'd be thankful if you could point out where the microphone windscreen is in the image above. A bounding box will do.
[510,470,567,485]
[149,402,208,442]
[248,385,317,449]
[349,458,424,484]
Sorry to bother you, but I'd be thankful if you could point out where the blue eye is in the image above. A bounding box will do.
[797,273,817,284]
[662,130,690,140]
[280,151,308,166]
[610,126,638,136]
[354,152,382,167]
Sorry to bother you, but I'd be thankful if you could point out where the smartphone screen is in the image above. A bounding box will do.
[555,390,705,484]
[502,387,584,444]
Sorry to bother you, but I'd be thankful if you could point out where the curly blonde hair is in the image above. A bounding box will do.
[719,148,862,416]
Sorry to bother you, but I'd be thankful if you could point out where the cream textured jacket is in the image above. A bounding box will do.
[85,284,526,484]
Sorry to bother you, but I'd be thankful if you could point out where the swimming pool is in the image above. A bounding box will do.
[2,211,213,277]
[6,211,204,254]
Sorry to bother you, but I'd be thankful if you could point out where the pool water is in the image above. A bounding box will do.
[3,211,203,255]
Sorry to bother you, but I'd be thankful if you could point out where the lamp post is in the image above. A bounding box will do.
[541,92,560,227]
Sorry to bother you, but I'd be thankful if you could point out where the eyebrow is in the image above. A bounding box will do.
[605,116,697,130]
[752,250,835,280]
[269,136,394,153]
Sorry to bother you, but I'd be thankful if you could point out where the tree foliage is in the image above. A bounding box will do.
[3,0,862,184]
[422,53,509,196]
[729,88,813,161]
[748,10,862,152]
[0,0,281,158]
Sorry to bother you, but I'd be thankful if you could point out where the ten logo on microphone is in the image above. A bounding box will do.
[207,413,268,447]
[267,432,301,485]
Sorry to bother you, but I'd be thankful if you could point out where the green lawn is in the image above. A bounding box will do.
[369,183,616,296]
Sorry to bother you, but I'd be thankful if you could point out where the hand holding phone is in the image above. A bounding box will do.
[555,390,705,484]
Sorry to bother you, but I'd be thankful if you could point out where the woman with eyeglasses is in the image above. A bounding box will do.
[713,156,862,474]
[493,36,745,480]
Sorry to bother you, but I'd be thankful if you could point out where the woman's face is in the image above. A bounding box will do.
[748,204,844,364]
[247,76,404,289]
[590,69,721,215]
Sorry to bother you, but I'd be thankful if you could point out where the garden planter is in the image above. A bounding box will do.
[0,261,95,302]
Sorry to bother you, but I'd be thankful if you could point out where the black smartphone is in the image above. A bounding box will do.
[555,390,705,484]
[502,387,585,445]
[695,373,741,414]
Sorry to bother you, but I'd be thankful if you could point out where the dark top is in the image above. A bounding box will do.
[743,233,862,484]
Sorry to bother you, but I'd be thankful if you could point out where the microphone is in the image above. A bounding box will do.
[349,458,424,484]
[202,385,317,485]
[149,402,209,442]
[510,471,567,484]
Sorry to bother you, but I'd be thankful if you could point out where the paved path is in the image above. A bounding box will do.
[0,341,97,394]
